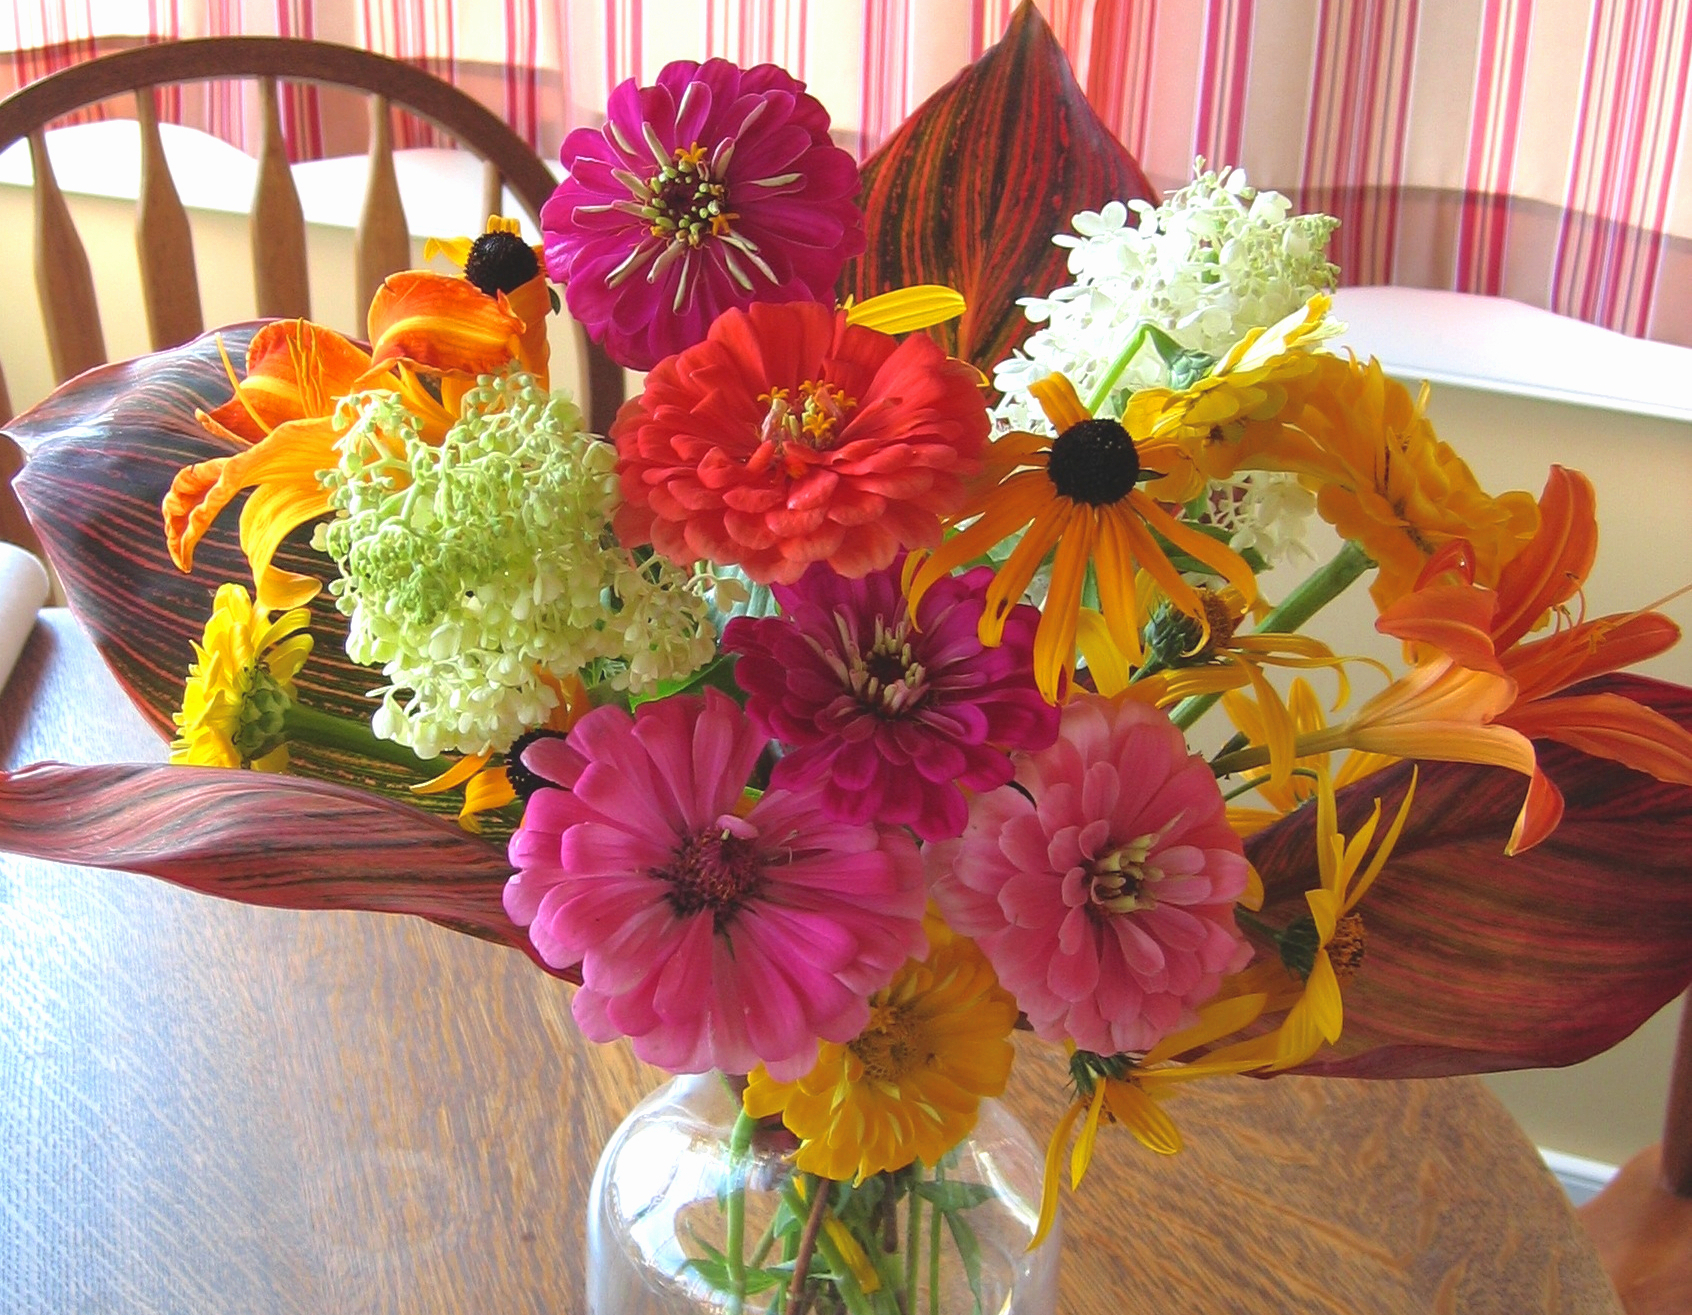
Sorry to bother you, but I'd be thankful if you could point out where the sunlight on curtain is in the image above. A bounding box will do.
[5,0,1689,345]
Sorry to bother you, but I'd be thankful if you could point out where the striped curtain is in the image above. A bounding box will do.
[6,0,1690,346]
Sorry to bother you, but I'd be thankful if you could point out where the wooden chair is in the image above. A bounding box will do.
[0,35,624,555]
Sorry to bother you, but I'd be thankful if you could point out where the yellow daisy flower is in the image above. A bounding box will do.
[908,373,1257,703]
[170,582,313,770]
[743,919,1017,1185]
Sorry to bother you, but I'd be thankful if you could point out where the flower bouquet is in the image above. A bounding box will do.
[6,7,1692,1313]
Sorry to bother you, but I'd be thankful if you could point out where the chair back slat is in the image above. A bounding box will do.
[251,76,310,319]
[29,129,106,383]
[353,95,411,326]
[134,89,203,350]
[481,159,502,230]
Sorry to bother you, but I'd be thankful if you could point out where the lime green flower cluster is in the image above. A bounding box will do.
[316,372,715,758]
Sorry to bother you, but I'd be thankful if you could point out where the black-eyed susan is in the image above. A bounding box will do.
[907,373,1257,703]
[170,582,312,770]
[743,917,1017,1185]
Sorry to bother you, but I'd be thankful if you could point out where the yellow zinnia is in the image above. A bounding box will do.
[170,582,313,770]
[743,920,1017,1185]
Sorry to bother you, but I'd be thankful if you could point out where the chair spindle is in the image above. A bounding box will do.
[134,88,203,350]
[354,94,411,325]
[28,129,106,383]
[252,76,311,319]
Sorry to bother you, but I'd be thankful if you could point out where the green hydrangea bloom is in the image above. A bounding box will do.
[316,372,715,758]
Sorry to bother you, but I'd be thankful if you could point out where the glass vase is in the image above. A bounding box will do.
[587,1071,1061,1314]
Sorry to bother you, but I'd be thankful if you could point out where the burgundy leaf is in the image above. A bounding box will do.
[0,761,570,980]
[1245,673,1692,1078]
[838,1,1155,375]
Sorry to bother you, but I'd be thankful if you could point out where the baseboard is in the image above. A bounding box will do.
[1539,1149,1618,1206]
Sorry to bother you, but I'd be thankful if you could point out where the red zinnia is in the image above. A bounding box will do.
[611,300,989,585]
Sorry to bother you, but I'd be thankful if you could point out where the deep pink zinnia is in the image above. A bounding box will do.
[504,689,926,1078]
[541,58,865,371]
[612,300,989,585]
[925,694,1251,1056]
[723,560,1060,842]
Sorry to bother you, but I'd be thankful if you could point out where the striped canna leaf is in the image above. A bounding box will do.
[838,0,1156,376]
[0,760,566,977]
[1245,673,1692,1078]
[3,324,487,827]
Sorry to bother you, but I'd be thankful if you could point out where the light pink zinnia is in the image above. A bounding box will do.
[505,688,926,1078]
[925,694,1251,1055]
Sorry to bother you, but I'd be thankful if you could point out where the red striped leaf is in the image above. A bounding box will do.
[3,327,480,826]
[838,0,1156,375]
[0,761,566,977]
[1245,674,1692,1078]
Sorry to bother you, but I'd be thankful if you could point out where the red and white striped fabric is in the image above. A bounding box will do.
[6,0,1690,346]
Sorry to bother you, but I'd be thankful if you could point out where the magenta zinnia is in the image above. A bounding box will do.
[541,58,864,371]
[723,559,1059,841]
[926,694,1251,1055]
[504,689,926,1078]
[612,300,989,585]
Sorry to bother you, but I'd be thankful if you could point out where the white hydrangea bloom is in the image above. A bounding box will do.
[992,165,1339,567]
[316,373,716,759]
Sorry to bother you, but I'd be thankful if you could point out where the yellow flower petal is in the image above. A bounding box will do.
[845,285,966,334]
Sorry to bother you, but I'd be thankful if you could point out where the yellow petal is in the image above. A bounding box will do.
[1144,992,1269,1065]
[845,285,966,333]
[1029,373,1091,432]
[413,751,493,795]
[1103,1081,1183,1155]
[1070,1080,1108,1190]
[1076,608,1131,698]
[1033,1100,1084,1250]
[1348,766,1418,910]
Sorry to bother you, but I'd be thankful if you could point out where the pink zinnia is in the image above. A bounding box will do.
[504,689,926,1077]
[723,560,1059,842]
[612,300,989,584]
[925,694,1251,1055]
[541,58,864,371]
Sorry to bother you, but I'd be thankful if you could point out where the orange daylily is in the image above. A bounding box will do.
[164,260,550,611]
[1355,466,1692,851]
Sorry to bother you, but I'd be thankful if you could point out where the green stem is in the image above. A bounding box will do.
[1210,725,1351,778]
[280,702,451,774]
[904,1183,922,1315]
[1170,539,1374,731]
[927,1178,943,1315]
[810,1222,877,1315]
[725,1107,757,1315]
[1085,322,1153,414]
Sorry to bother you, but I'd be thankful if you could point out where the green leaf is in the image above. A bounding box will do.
[838,1,1156,376]
[911,1181,994,1213]
[0,760,564,977]
[683,1256,782,1297]
[5,326,487,827]
[1245,674,1692,1077]
[943,1208,985,1315]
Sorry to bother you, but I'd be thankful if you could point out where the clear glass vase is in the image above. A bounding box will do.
[587,1072,1061,1314]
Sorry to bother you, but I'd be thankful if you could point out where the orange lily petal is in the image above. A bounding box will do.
[1504,611,1682,704]
[203,321,374,439]
[1375,581,1504,672]
[1502,692,1692,791]
[366,271,524,380]
[1491,466,1598,652]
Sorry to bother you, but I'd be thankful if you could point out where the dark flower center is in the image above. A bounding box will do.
[1086,829,1171,916]
[840,615,928,717]
[505,727,571,800]
[1047,417,1141,506]
[658,825,766,927]
[644,143,736,249]
[1329,913,1367,982]
[463,230,540,296]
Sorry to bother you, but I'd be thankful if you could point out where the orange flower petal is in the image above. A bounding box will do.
[366,270,524,380]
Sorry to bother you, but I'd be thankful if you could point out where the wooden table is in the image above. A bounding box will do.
[0,610,1625,1314]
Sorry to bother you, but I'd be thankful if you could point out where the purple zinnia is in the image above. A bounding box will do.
[542,59,865,371]
[723,560,1061,843]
